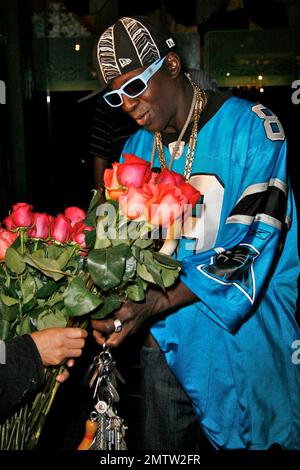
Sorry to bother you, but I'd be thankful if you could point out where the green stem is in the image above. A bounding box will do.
[20,229,25,256]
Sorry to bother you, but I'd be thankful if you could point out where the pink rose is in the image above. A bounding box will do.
[71,222,94,249]
[148,184,189,227]
[3,215,16,231]
[117,154,152,188]
[11,202,34,228]
[103,163,126,201]
[50,214,72,244]
[119,185,153,220]
[155,168,186,187]
[64,206,86,226]
[0,230,18,261]
[28,213,51,240]
[179,182,201,207]
[103,154,153,201]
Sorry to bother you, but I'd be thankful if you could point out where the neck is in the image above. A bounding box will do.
[162,76,195,134]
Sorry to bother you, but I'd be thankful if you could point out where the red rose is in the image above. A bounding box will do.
[11,202,34,228]
[50,214,72,244]
[64,206,86,226]
[28,213,51,240]
[0,230,18,261]
[71,222,94,249]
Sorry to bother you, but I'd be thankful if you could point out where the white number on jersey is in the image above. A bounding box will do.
[252,104,285,141]
[183,174,224,253]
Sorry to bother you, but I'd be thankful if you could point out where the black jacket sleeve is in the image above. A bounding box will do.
[0,335,45,415]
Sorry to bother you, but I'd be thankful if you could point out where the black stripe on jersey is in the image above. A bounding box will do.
[229,185,287,225]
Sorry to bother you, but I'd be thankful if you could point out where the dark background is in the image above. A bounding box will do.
[0,0,299,450]
[1,0,299,217]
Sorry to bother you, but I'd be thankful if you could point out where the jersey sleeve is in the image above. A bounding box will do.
[180,104,298,333]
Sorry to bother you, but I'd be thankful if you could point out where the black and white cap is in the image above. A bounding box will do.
[78,16,176,103]
[97,16,175,90]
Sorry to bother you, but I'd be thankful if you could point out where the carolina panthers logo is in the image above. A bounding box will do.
[198,243,260,304]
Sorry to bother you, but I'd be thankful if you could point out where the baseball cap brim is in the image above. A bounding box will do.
[77,88,104,103]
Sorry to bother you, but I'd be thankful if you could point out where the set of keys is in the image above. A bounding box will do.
[78,344,127,450]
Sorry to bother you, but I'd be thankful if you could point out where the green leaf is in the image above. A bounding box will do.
[47,291,65,307]
[127,221,146,240]
[46,244,62,259]
[84,228,96,250]
[64,278,102,317]
[32,248,46,258]
[21,274,36,304]
[133,238,153,249]
[0,319,10,340]
[5,247,25,274]
[87,244,131,291]
[137,263,155,284]
[111,236,130,247]
[0,297,19,322]
[24,254,67,281]
[161,266,180,288]
[152,251,182,269]
[37,280,60,299]
[29,307,44,320]
[22,297,37,314]
[84,189,102,227]
[131,245,141,262]
[143,251,165,290]
[95,236,111,249]
[123,255,137,282]
[91,293,121,320]
[125,279,145,301]
[0,294,19,307]
[56,246,76,269]
[94,217,112,249]
[16,316,32,335]
[36,309,67,330]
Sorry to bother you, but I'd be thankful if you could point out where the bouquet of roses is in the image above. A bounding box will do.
[0,154,200,449]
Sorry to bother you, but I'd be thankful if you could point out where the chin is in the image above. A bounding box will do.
[145,121,163,133]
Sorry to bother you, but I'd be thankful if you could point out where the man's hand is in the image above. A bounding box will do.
[91,281,198,348]
[31,327,88,367]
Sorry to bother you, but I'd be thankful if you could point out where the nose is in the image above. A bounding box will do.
[122,94,138,113]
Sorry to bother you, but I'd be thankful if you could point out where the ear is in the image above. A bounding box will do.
[165,52,181,78]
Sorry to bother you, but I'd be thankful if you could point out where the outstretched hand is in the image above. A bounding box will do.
[91,282,198,348]
[31,327,88,367]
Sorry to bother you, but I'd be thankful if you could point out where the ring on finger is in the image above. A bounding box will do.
[113,318,122,333]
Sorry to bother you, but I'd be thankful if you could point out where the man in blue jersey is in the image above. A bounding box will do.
[91,16,300,450]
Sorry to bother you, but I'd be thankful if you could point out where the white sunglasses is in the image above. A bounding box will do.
[103,56,166,107]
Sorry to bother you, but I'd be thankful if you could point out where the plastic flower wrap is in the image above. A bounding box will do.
[0,154,201,449]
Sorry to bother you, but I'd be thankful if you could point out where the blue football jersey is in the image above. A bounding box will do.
[121,96,300,449]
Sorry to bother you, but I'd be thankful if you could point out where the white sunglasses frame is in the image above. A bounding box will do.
[103,56,166,108]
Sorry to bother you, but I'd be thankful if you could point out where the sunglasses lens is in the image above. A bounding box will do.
[124,78,146,97]
[105,93,122,106]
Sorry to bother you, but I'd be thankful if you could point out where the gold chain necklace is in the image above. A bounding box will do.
[150,83,207,181]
